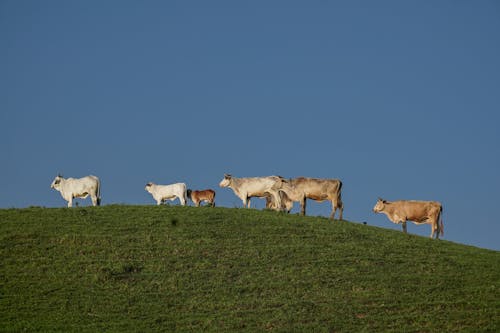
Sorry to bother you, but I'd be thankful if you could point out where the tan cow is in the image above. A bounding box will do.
[373,198,444,239]
[187,189,216,207]
[219,174,284,211]
[265,191,294,212]
[277,177,343,220]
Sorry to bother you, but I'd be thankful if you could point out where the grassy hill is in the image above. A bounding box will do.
[1,205,499,332]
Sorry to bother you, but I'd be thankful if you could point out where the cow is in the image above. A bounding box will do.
[50,174,101,207]
[265,190,294,212]
[219,174,284,211]
[278,177,343,220]
[187,189,216,207]
[145,182,187,206]
[372,198,443,239]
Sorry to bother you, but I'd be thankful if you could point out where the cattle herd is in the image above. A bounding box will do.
[50,173,444,239]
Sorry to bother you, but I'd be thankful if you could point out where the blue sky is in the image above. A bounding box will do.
[1,1,499,251]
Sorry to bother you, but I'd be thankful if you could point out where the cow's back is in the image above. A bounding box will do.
[239,177,280,193]
[88,175,100,184]
[68,176,98,191]
[291,177,341,200]
[194,189,215,199]
[171,183,187,195]
[395,200,441,222]
[204,189,216,200]
[153,183,185,196]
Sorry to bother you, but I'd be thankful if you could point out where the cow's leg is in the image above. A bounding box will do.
[401,221,407,233]
[265,196,272,209]
[91,194,98,206]
[330,199,341,220]
[241,194,249,208]
[338,202,343,220]
[67,198,73,208]
[300,197,307,216]
[329,201,336,220]
[431,221,439,239]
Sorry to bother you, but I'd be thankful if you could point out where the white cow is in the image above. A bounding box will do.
[145,182,187,206]
[50,175,101,207]
[219,174,284,210]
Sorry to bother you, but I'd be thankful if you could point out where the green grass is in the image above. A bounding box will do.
[1,205,499,332]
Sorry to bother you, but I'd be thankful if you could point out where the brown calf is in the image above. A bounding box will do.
[187,189,216,207]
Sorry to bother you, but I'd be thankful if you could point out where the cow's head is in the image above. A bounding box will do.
[373,198,387,213]
[279,190,294,212]
[50,175,64,190]
[219,174,232,188]
[145,182,153,192]
[279,182,301,200]
[186,189,192,199]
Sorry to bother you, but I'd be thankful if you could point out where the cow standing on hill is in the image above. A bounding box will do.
[50,174,101,207]
[373,198,443,239]
[265,191,294,212]
[219,174,284,211]
[278,177,343,220]
[145,182,187,206]
[187,189,216,207]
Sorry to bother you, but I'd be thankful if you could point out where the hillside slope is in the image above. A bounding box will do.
[1,206,499,332]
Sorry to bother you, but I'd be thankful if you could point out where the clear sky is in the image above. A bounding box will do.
[1,1,499,251]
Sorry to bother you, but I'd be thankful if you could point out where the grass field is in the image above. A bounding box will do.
[1,205,499,332]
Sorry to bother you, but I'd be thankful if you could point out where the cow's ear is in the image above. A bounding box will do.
[224,174,231,179]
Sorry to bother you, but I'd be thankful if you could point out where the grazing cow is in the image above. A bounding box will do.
[145,182,187,206]
[219,174,284,211]
[373,198,443,239]
[278,177,343,220]
[265,191,294,212]
[187,189,216,207]
[50,174,101,207]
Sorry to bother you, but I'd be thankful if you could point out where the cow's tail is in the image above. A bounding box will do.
[336,180,344,220]
[96,178,101,206]
[439,205,444,237]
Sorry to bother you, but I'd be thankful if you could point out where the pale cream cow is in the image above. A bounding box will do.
[145,182,187,206]
[50,174,101,207]
[219,174,284,211]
